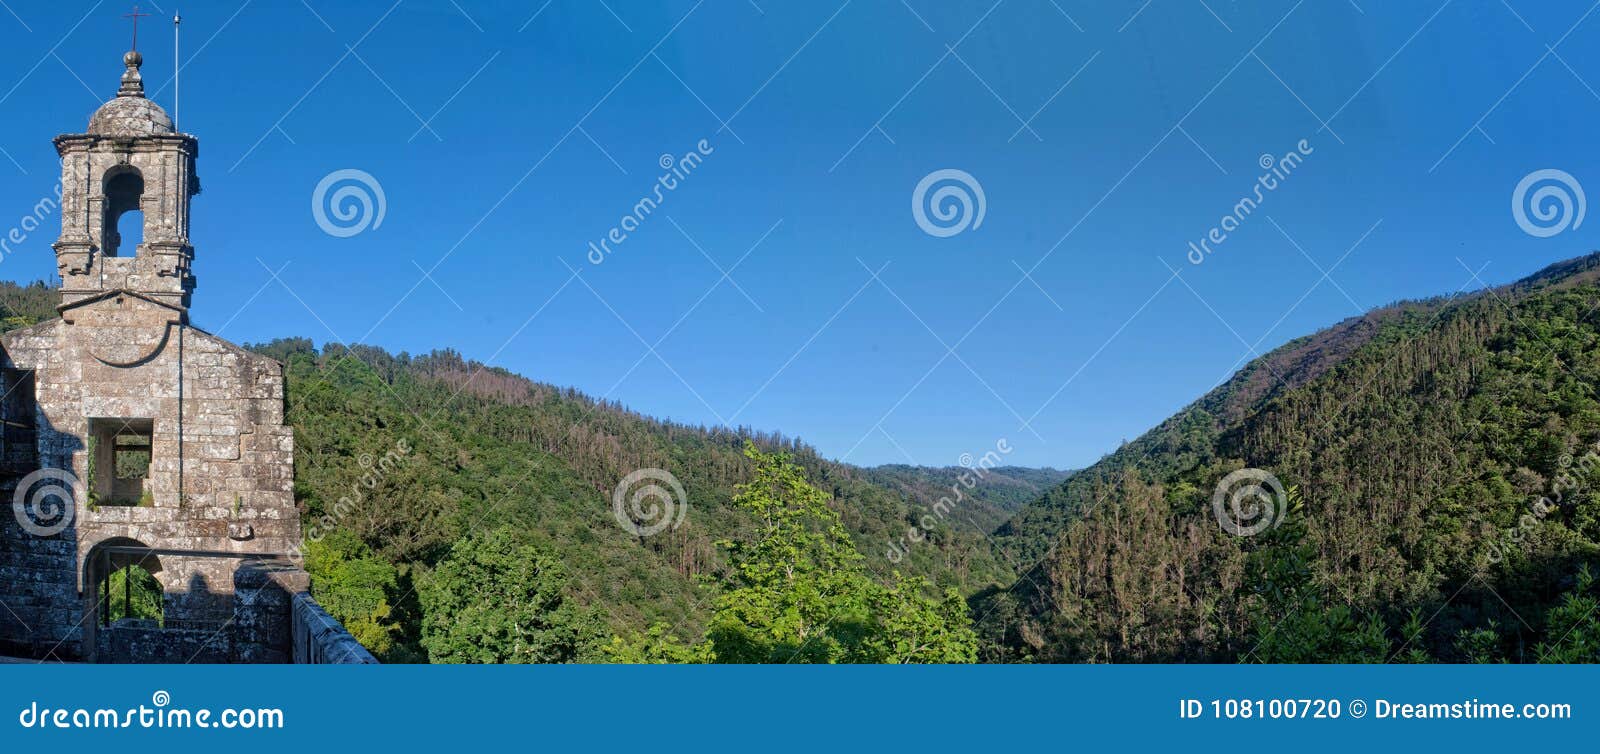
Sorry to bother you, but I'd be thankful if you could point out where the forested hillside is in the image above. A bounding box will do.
[0,280,55,327]
[260,339,1047,659]
[0,279,1057,661]
[979,253,1600,663]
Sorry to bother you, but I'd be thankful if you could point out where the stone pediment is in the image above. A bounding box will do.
[59,289,184,367]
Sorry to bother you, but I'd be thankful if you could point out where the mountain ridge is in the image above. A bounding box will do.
[980,250,1600,662]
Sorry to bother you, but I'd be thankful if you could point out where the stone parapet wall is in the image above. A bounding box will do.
[292,592,379,664]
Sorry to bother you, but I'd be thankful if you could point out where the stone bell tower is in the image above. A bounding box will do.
[53,50,197,312]
[0,46,310,662]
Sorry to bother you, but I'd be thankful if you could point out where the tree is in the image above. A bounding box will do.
[612,444,979,663]
[603,623,711,663]
[305,530,401,658]
[251,333,1014,663]
[106,565,162,623]
[865,574,979,663]
[1535,566,1600,663]
[420,528,604,663]
[1243,487,1394,663]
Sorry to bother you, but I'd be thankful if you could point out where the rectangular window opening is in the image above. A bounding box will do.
[88,418,154,507]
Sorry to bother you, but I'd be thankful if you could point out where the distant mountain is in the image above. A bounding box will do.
[979,252,1600,663]
[863,464,1070,535]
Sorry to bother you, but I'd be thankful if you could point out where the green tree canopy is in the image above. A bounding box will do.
[420,527,604,663]
[611,444,978,663]
[305,530,401,657]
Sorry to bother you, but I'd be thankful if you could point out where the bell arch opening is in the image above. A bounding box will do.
[102,168,145,257]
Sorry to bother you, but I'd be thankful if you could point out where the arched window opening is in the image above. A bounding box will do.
[105,563,163,627]
[102,170,145,256]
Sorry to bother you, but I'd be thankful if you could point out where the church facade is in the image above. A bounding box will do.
[0,49,318,661]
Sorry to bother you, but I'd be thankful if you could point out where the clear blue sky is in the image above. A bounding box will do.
[0,0,1596,469]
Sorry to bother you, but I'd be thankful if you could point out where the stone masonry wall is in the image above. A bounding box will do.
[0,301,300,660]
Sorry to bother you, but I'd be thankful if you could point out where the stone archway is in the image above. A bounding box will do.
[81,537,164,661]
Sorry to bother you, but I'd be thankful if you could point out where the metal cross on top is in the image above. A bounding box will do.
[123,4,152,51]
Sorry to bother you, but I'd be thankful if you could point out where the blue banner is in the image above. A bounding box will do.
[1,665,1593,751]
